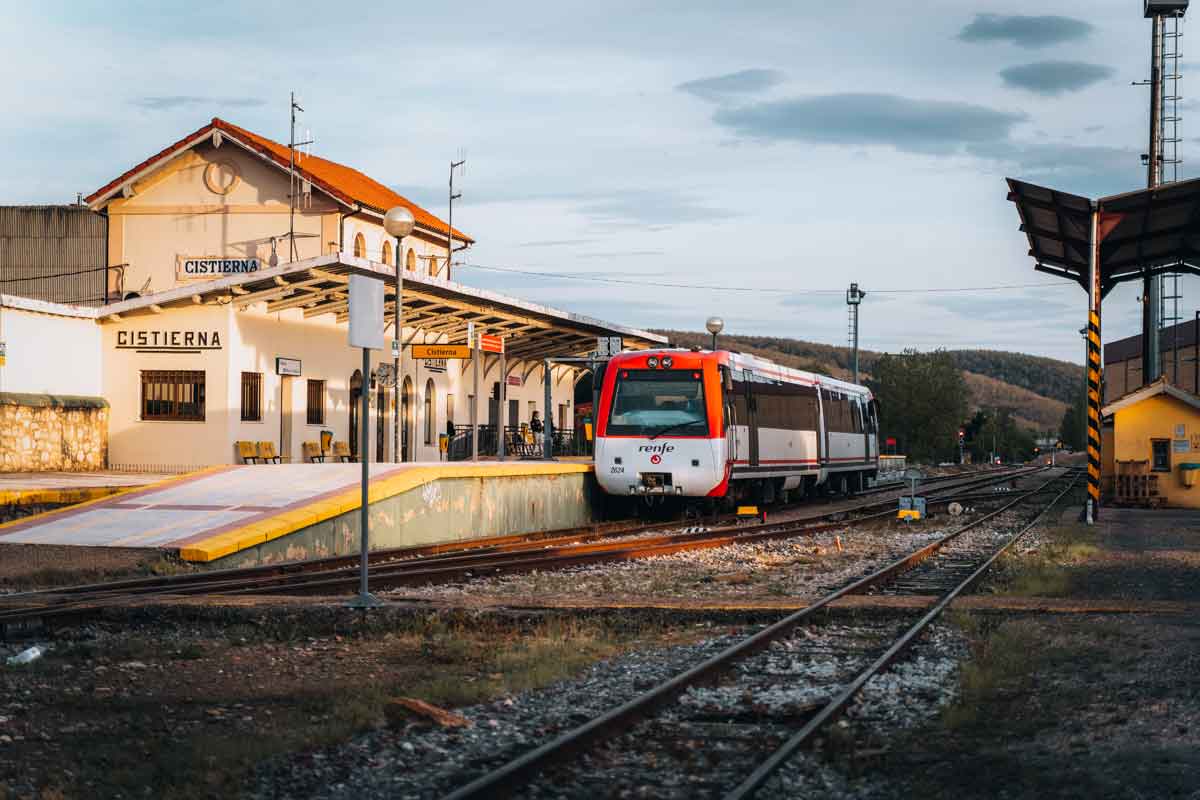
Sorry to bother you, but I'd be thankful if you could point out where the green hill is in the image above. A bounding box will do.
[654,330,1083,432]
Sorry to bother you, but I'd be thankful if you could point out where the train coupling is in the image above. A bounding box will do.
[630,472,683,495]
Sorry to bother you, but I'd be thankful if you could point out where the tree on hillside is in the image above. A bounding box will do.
[966,407,1037,463]
[867,349,968,463]
[1059,390,1087,451]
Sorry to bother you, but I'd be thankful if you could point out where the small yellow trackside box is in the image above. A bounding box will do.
[736,505,759,517]
[897,509,922,521]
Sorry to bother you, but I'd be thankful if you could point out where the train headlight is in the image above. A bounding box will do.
[647,356,659,368]
[661,356,673,368]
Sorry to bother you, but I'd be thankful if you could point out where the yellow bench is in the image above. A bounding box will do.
[256,441,281,464]
[302,441,326,463]
[236,441,259,464]
[332,441,353,462]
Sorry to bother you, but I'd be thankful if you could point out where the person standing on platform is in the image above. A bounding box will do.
[530,410,544,450]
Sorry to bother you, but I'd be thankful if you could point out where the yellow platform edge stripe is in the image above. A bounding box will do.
[0,466,229,535]
[0,486,122,508]
[178,462,594,563]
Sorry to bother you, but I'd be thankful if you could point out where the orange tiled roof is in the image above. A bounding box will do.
[87,117,472,243]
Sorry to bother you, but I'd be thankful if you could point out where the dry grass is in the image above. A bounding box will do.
[987,523,1099,598]
[5,611,686,800]
[962,371,1068,431]
[2,555,192,591]
[941,616,1091,733]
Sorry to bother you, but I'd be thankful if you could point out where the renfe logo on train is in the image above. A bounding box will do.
[638,444,676,454]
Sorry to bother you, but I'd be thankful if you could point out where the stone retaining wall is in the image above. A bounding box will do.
[0,393,108,472]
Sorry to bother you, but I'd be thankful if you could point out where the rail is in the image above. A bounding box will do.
[440,466,1072,799]
[0,466,1039,633]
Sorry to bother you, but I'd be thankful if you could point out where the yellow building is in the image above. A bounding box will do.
[1101,379,1200,508]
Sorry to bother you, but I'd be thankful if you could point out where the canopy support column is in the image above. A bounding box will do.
[1087,206,1103,523]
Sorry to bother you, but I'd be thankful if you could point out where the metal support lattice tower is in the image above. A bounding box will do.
[1144,11,1166,383]
[1160,12,1186,383]
[846,283,865,384]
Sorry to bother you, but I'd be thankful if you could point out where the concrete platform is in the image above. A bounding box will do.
[0,462,596,567]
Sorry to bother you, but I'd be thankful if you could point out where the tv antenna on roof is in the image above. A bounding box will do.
[287,92,315,261]
[446,149,466,280]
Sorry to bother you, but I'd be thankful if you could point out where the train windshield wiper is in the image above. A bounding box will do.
[647,420,702,440]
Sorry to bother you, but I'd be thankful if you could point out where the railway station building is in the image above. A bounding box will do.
[0,118,663,472]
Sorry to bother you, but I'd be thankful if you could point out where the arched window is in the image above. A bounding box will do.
[424,378,436,445]
[428,255,438,277]
[405,248,416,272]
[353,232,366,258]
[381,239,392,266]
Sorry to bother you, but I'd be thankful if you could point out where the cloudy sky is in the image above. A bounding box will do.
[2,1,1190,363]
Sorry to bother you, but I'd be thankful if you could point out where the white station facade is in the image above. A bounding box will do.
[0,118,664,471]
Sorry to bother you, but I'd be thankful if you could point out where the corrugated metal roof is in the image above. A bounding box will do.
[1006,176,1200,298]
[0,206,109,305]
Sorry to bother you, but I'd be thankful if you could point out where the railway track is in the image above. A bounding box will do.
[0,465,1038,634]
[440,467,1081,799]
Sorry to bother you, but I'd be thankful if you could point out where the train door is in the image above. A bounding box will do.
[817,386,829,471]
[867,399,880,464]
[743,369,759,467]
[721,367,737,465]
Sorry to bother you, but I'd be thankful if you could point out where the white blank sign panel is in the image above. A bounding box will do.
[348,274,385,350]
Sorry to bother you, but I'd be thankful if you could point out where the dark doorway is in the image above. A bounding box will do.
[376,379,386,462]
[349,369,363,459]
[401,376,414,461]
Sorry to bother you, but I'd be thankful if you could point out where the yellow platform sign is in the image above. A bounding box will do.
[411,344,470,360]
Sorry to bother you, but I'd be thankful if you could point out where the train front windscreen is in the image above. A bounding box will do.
[606,369,708,437]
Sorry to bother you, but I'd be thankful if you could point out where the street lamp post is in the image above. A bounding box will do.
[384,207,416,463]
[706,316,724,351]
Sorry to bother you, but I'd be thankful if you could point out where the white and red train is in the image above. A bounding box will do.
[594,348,880,508]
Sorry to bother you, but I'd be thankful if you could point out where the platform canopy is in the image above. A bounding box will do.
[1007,176,1200,298]
[99,252,666,359]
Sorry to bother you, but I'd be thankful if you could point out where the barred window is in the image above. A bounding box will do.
[141,370,205,421]
[307,379,325,425]
[241,372,263,422]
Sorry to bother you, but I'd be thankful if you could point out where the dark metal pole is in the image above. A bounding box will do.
[498,350,507,461]
[472,329,480,461]
[711,332,717,351]
[351,345,380,607]
[1145,13,1166,384]
[393,235,402,463]
[543,359,553,460]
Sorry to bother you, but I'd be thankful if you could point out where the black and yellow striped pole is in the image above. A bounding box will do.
[1085,206,1103,523]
